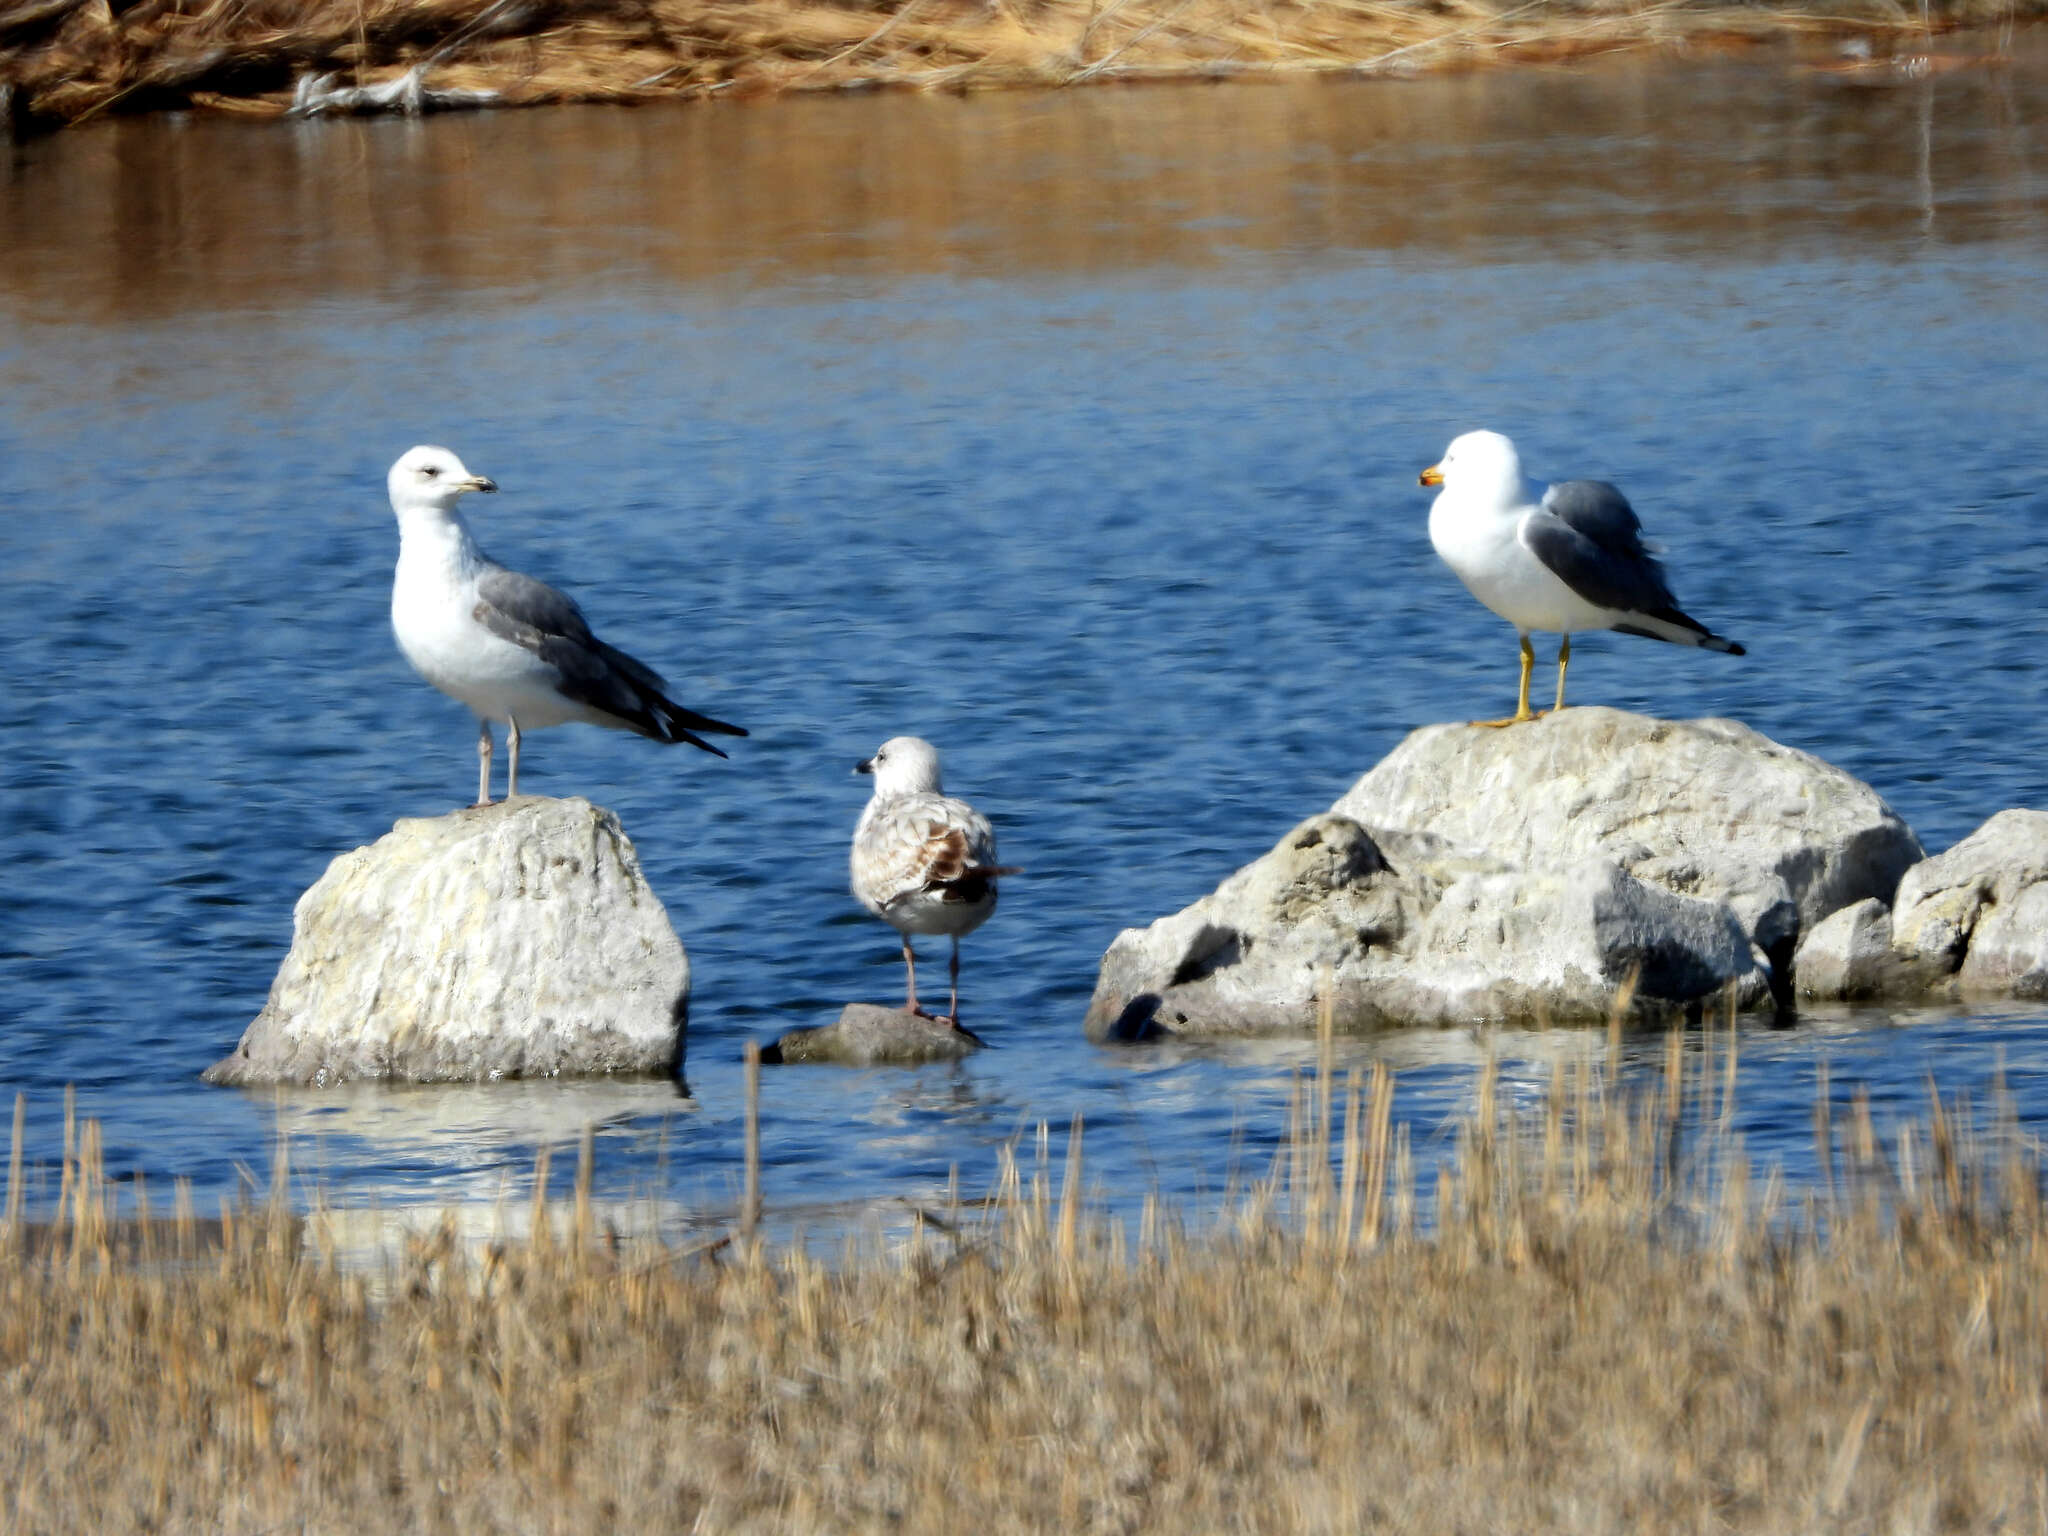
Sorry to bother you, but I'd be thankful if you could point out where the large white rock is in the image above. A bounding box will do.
[1333,708,1922,963]
[1888,809,2048,999]
[204,797,689,1086]
[1087,710,1924,1039]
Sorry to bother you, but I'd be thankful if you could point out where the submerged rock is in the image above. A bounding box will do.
[763,1005,985,1066]
[1087,709,1924,1039]
[204,797,688,1087]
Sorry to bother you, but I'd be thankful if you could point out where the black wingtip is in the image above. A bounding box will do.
[674,730,730,759]
[651,694,746,747]
[1725,641,1747,657]
[666,706,747,739]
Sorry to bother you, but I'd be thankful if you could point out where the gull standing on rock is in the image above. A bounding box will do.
[1420,429,1745,726]
[851,737,1014,1029]
[387,445,746,805]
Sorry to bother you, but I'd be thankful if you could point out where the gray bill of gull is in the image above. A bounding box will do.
[850,737,1016,1030]
[387,445,746,804]
[1420,429,1745,726]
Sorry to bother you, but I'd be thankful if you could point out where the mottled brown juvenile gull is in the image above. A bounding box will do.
[1420,429,1745,726]
[387,445,746,805]
[850,737,1015,1029]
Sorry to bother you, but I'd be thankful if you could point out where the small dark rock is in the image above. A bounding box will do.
[764,1004,986,1066]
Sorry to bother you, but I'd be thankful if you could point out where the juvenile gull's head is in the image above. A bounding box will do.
[856,736,944,798]
[387,445,498,522]
[1419,429,1526,510]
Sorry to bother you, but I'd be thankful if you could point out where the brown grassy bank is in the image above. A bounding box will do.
[0,0,2035,135]
[5,1030,2047,1534]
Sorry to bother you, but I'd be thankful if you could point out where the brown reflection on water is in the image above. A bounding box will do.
[2,42,2044,322]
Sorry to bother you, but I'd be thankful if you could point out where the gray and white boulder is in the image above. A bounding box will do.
[204,797,689,1086]
[1790,897,1898,1001]
[1087,709,1924,1039]
[1333,708,1922,966]
[1886,809,2048,999]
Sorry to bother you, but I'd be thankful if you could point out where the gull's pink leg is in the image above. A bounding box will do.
[946,939,964,1028]
[903,938,921,1015]
[475,719,493,807]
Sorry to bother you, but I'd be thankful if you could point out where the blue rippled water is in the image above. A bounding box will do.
[1,46,2046,1229]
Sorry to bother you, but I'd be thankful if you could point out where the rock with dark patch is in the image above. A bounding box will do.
[203,797,687,1086]
[1888,809,2048,999]
[1088,710,1924,1039]
[1086,813,1761,1039]
[763,1005,985,1066]
[1334,708,1922,965]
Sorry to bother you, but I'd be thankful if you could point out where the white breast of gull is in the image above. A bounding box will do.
[386,445,746,804]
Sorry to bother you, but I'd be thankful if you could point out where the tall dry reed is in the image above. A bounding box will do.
[2,0,2029,134]
[3,1002,2045,1531]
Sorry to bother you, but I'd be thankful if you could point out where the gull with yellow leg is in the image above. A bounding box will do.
[1419,430,1744,727]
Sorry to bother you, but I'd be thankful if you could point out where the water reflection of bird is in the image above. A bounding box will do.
[386,445,745,805]
[1420,429,1744,726]
[850,737,1015,1029]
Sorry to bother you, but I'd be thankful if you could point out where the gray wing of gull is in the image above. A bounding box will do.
[473,564,668,726]
[474,566,598,651]
[1522,479,1681,617]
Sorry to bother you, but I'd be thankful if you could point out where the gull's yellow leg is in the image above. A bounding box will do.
[1472,636,1538,728]
[1549,634,1572,715]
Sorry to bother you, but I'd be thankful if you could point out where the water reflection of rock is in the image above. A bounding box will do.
[249,1076,695,1199]
[252,1072,1001,1261]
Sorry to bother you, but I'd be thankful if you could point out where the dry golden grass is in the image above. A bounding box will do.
[5,1009,2048,1533]
[0,0,2035,133]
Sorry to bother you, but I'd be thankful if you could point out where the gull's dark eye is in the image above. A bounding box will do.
[421,465,441,479]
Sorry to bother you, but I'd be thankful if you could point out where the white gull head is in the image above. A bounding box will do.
[856,736,944,798]
[1422,429,1528,512]
[387,445,498,525]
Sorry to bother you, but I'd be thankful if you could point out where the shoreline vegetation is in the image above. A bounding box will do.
[0,0,2037,136]
[7,1014,2048,1530]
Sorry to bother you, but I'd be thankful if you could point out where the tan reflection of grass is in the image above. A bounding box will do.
[0,0,2030,131]
[4,1007,2047,1533]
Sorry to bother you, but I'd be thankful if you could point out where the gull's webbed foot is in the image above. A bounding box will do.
[1470,637,1542,728]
